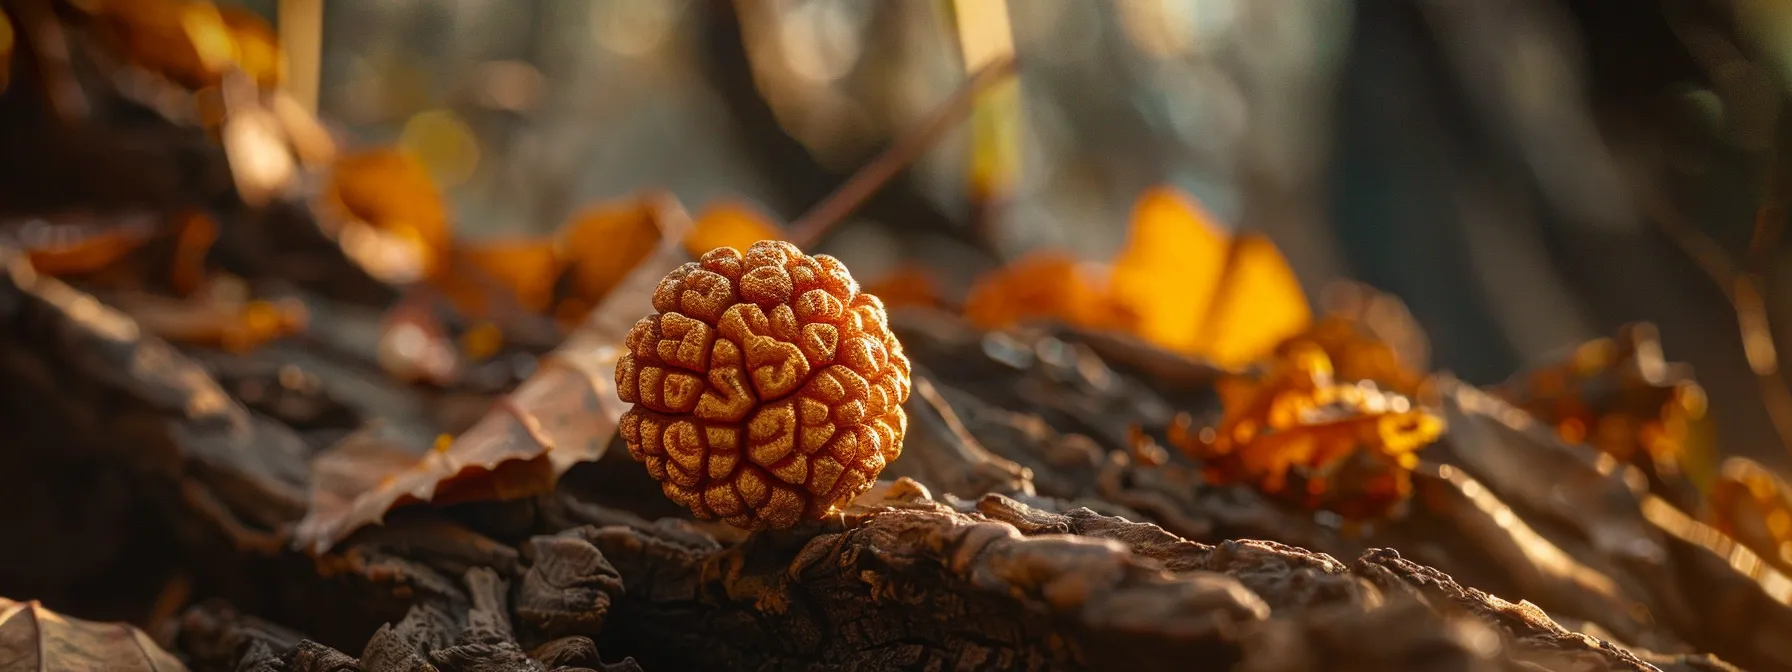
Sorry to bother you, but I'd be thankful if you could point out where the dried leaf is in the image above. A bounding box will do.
[1110,187,1231,354]
[1191,234,1311,368]
[684,198,783,257]
[319,147,451,284]
[1278,316,1429,399]
[1172,343,1444,518]
[963,251,1135,332]
[86,0,236,89]
[1491,323,1709,484]
[968,186,1310,368]
[553,191,685,326]
[217,5,281,89]
[295,203,697,552]
[442,238,564,317]
[1709,457,1792,575]
[0,597,189,671]
[1277,285,1432,398]
[13,213,160,277]
[1113,187,1312,367]
[864,263,944,310]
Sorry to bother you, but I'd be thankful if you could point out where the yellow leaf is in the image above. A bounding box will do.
[1111,186,1310,367]
[685,199,783,256]
[1110,187,1229,354]
[321,147,451,282]
[1196,233,1312,368]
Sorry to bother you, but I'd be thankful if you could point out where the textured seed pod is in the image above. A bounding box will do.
[616,241,912,530]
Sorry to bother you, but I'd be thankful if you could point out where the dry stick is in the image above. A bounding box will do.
[787,56,1019,251]
[1649,190,1792,462]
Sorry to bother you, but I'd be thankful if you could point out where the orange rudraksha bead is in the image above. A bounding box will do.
[616,241,913,530]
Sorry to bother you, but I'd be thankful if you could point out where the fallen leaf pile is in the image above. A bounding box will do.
[291,204,701,552]
[1170,341,1446,518]
[1492,322,1709,480]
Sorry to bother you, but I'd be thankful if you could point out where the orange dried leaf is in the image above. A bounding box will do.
[864,263,943,310]
[295,204,698,552]
[320,148,451,283]
[89,0,237,89]
[443,237,563,317]
[1317,280,1431,372]
[556,194,793,327]
[963,251,1134,332]
[80,0,280,90]
[1709,457,1792,575]
[1176,343,1443,518]
[969,185,1314,368]
[1279,313,1430,397]
[1491,323,1708,477]
[23,225,155,277]
[685,198,784,257]
[555,192,686,320]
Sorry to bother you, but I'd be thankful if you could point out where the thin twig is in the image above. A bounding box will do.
[1647,182,1792,463]
[787,56,1019,250]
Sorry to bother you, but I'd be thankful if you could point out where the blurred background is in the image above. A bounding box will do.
[141,0,1792,475]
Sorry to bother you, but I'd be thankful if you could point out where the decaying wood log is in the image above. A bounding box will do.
[162,482,1738,671]
[4,246,1791,670]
